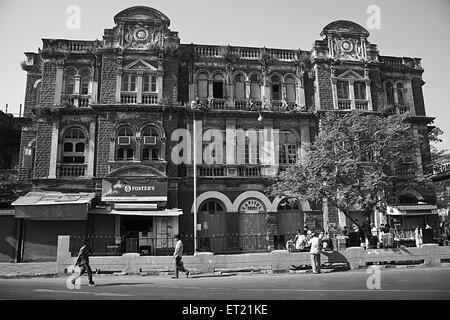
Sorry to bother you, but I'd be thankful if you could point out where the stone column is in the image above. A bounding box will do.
[366,80,373,111]
[86,120,96,177]
[54,65,64,105]
[225,118,236,165]
[349,80,355,110]
[136,72,143,104]
[296,69,306,108]
[157,71,164,103]
[48,121,59,179]
[405,76,415,115]
[331,79,338,110]
[208,80,213,100]
[115,70,122,103]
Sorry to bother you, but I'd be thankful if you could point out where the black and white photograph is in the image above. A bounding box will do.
[0,0,449,316]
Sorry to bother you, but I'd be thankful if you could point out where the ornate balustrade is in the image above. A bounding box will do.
[338,100,352,110]
[355,100,368,110]
[142,93,158,105]
[121,92,137,104]
[57,163,87,178]
[61,95,91,107]
[42,39,97,53]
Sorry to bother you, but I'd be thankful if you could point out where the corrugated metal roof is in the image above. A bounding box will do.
[12,192,95,206]
[395,205,438,211]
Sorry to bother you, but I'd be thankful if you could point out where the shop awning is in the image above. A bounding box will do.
[12,192,95,220]
[387,204,438,216]
[109,208,183,217]
[0,208,15,216]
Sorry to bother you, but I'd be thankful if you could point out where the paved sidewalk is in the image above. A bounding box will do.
[0,262,57,278]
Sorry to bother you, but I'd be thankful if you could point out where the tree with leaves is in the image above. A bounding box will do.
[269,111,430,232]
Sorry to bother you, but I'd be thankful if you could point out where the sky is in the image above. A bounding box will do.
[0,0,449,151]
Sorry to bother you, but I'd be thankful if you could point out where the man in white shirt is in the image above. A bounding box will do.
[172,234,190,278]
[308,231,324,274]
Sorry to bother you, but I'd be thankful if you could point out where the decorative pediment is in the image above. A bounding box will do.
[108,164,166,178]
[336,69,364,80]
[123,59,157,71]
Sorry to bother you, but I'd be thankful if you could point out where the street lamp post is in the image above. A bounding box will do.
[191,101,198,254]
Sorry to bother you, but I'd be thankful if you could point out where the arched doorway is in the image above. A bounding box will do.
[238,198,268,252]
[197,199,227,253]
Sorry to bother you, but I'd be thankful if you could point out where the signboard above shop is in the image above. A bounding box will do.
[102,178,167,202]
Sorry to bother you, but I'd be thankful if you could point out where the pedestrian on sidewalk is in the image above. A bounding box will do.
[72,238,95,287]
[308,231,324,274]
[172,234,190,278]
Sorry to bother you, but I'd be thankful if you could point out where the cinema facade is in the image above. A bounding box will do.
[7,6,436,261]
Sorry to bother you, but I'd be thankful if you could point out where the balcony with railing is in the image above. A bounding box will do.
[338,100,352,110]
[141,93,158,105]
[193,44,299,62]
[56,163,87,178]
[379,56,422,70]
[210,98,226,110]
[238,165,261,177]
[42,39,98,54]
[121,92,137,104]
[198,165,225,177]
[61,94,91,108]
[355,100,368,110]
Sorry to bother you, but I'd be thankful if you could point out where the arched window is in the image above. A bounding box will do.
[116,126,135,161]
[386,82,395,105]
[199,200,225,214]
[234,74,245,100]
[142,126,161,161]
[397,83,405,105]
[62,128,85,164]
[271,75,281,101]
[64,69,76,94]
[122,74,136,92]
[279,131,298,164]
[212,73,224,98]
[250,74,261,100]
[285,76,296,103]
[197,73,208,99]
[79,70,90,95]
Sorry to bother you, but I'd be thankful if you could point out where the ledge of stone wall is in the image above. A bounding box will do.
[57,235,450,275]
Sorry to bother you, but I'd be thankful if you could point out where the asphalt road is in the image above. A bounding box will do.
[0,266,450,300]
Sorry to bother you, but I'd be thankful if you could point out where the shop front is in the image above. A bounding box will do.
[12,191,95,261]
[100,174,182,256]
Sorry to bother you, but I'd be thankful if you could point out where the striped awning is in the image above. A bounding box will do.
[387,204,438,216]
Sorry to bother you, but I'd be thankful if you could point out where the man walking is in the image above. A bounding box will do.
[308,231,324,274]
[72,238,95,287]
[172,234,190,278]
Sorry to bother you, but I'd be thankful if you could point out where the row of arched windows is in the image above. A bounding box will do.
[115,125,162,162]
[196,72,297,102]
[59,126,299,165]
[63,67,92,95]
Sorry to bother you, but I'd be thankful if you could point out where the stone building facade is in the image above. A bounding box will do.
[13,6,436,260]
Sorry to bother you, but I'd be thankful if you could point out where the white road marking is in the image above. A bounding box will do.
[238,288,450,293]
[34,289,132,297]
